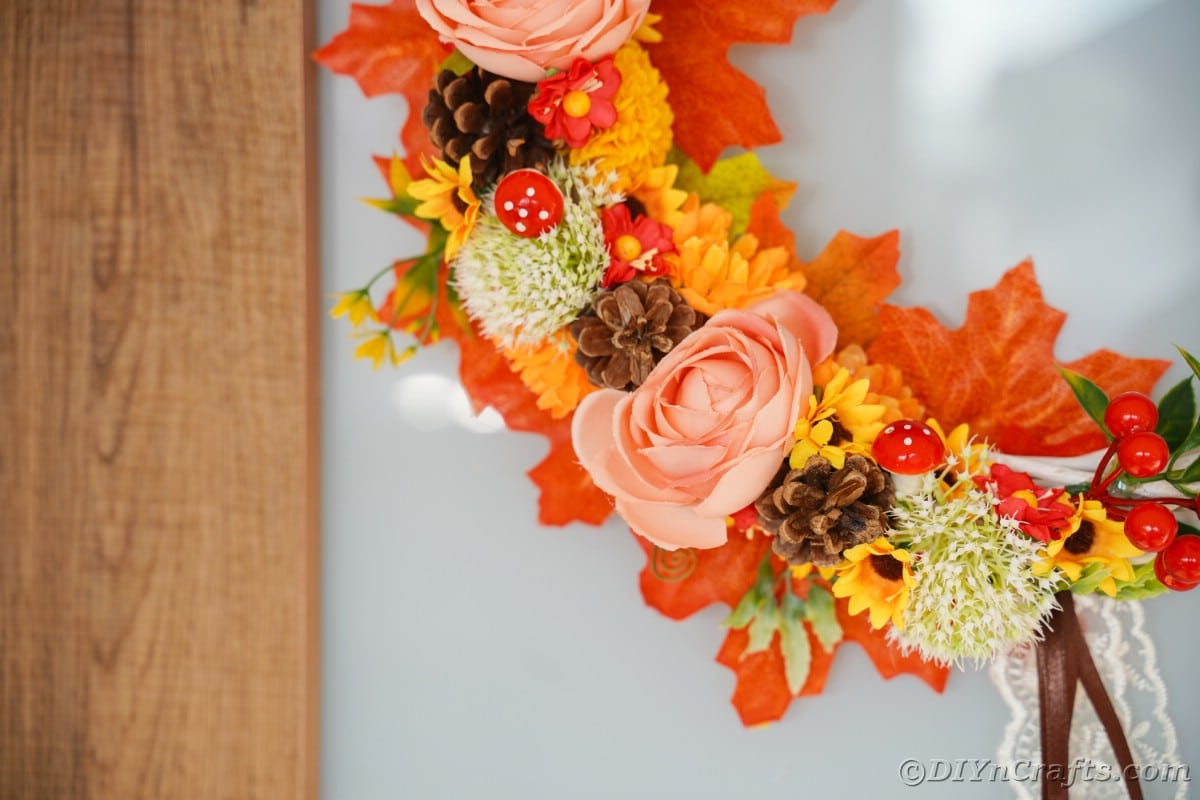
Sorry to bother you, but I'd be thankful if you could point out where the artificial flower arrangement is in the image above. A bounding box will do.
[319,0,1198,794]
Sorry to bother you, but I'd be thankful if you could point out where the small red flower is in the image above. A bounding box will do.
[599,204,675,288]
[528,56,621,149]
[975,464,1076,543]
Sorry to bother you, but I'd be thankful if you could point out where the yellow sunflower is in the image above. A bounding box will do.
[811,345,925,424]
[408,155,480,259]
[790,368,887,470]
[833,538,914,630]
[1033,498,1144,596]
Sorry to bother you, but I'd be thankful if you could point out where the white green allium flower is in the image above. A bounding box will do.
[886,473,1059,667]
[451,159,614,345]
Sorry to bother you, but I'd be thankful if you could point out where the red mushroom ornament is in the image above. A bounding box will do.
[872,420,946,475]
[494,169,564,238]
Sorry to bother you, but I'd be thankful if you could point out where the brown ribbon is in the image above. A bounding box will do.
[1036,591,1143,800]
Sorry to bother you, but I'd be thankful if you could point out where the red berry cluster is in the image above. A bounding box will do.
[1093,392,1198,592]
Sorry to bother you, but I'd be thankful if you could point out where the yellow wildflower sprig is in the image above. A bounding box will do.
[351,329,417,370]
[329,259,400,329]
[333,224,451,369]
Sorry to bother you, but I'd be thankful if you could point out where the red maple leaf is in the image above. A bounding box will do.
[433,281,612,526]
[868,261,1169,456]
[649,0,838,171]
[315,0,448,176]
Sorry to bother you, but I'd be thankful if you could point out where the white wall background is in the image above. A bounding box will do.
[318,0,1200,797]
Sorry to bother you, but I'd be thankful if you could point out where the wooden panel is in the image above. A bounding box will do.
[1,0,318,797]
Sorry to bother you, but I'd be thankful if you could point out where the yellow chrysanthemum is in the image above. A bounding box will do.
[789,368,886,470]
[833,538,914,630]
[1034,498,1144,597]
[330,289,378,328]
[670,233,803,316]
[502,328,597,419]
[811,345,925,424]
[408,155,480,259]
[570,41,672,193]
[629,164,689,228]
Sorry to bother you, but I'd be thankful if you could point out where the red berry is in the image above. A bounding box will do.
[1104,391,1158,437]
[1161,535,1200,584]
[493,169,564,238]
[871,420,946,475]
[1115,431,1169,478]
[1154,550,1199,591]
[1122,503,1178,551]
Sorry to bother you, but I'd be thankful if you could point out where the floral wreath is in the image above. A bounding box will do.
[318,2,1198,795]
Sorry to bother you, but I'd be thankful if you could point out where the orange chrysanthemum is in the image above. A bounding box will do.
[669,232,803,316]
[502,329,597,419]
[670,196,732,249]
[812,345,925,424]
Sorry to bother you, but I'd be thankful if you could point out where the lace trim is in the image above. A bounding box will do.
[990,595,1190,799]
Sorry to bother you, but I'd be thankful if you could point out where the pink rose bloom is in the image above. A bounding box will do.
[415,0,651,83]
[572,292,837,550]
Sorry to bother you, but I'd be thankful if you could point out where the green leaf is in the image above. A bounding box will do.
[1156,377,1196,451]
[722,585,763,629]
[1177,346,1200,382]
[778,593,813,696]
[1113,559,1168,601]
[1057,366,1110,435]
[801,585,843,653]
[724,549,780,629]
[1068,563,1114,596]
[1170,423,1200,470]
[1175,457,1200,485]
[668,150,794,237]
[440,48,475,76]
[363,194,422,218]
[744,596,779,656]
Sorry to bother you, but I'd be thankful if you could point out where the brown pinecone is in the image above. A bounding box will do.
[422,68,556,189]
[755,454,895,567]
[570,279,707,391]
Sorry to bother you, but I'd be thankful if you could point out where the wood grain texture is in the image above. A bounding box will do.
[1,0,319,797]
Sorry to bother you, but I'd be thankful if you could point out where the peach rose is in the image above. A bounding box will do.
[415,0,651,83]
[572,292,837,550]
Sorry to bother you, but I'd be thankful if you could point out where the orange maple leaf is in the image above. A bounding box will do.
[433,282,612,527]
[801,230,902,349]
[867,261,1169,456]
[649,0,837,171]
[715,598,950,726]
[637,531,948,726]
[315,0,448,176]
[636,527,772,620]
[745,194,901,349]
